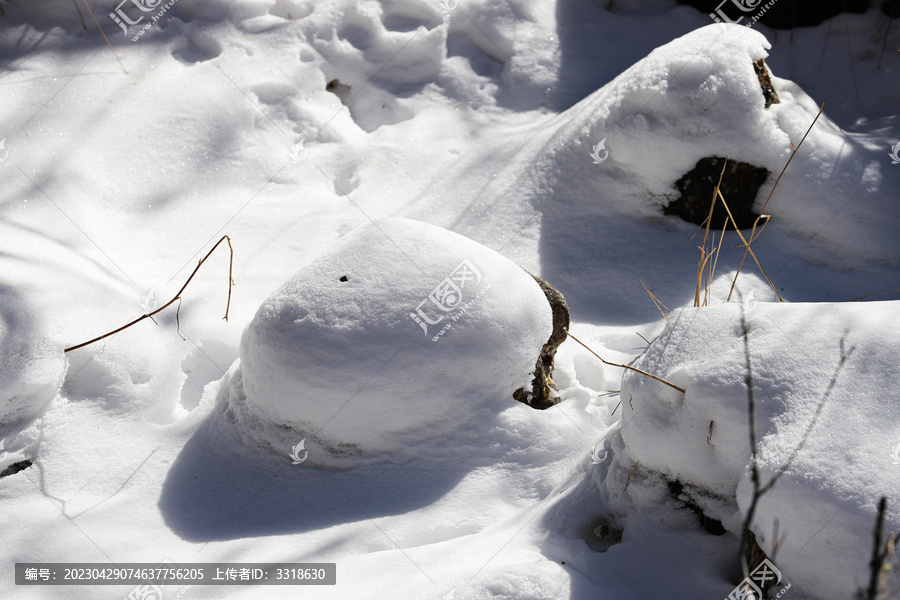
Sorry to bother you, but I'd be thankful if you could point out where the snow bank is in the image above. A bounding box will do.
[470,23,891,264]
[532,23,797,218]
[604,299,900,600]
[237,217,553,460]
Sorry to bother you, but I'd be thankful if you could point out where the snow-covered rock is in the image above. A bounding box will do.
[603,299,900,600]
[237,217,553,459]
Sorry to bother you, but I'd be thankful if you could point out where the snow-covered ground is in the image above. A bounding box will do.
[1,0,898,598]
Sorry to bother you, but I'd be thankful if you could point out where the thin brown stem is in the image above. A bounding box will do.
[565,329,685,394]
[71,0,87,29]
[695,158,729,307]
[716,190,783,302]
[850,288,900,302]
[65,235,233,352]
[727,104,824,302]
[80,0,128,74]
[641,280,670,320]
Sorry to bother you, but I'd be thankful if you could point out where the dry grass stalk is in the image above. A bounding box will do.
[715,189,783,302]
[851,288,900,302]
[641,281,670,320]
[80,0,128,74]
[65,235,234,352]
[694,154,728,308]
[71,0,87,29]
[624,460,640,491]
[704,222,728,306]
[727,103,825,302]
[694,158,731,307]
[565,329,685,394]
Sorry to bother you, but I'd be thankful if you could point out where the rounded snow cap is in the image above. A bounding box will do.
[238,218,552,457]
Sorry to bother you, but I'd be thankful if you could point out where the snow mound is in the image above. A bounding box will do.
[604,300,900,600]
[237,217,553,460]
[452,23,884,263]
[538,24,796,216]
[0,288,66,427]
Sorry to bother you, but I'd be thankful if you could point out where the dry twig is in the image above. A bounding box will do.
[858,497,899,600]
[65,235,233,352]
[737,301,855,576]
[565,329,685,394]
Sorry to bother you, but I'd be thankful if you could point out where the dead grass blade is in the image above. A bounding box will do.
[641,280,670,320]
[81,0,128,74]
[850,288,900,302]
[715,189,783,302]
[727,104,825,302]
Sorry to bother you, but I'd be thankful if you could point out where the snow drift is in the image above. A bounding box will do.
[602,300,900,600]
[237,217,553,460]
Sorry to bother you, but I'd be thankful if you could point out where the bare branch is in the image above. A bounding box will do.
[565,329,685,394]
[65,235,234,353]
[737,298,854,576]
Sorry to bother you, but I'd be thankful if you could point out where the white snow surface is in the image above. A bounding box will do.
[1,0,898,598]
[238,217,552,459]
[606,299,900,600]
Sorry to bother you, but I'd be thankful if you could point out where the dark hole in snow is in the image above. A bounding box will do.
[664,157,769,230]
[514,274,569,410]
[667,480,726,536]
[884,0,900,17]
[0,460,33,478]
[675,0,871,29]
[339,275,348,282]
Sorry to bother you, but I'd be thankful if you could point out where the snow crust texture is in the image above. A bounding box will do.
[608,300,900,600]
[0,289,65,427]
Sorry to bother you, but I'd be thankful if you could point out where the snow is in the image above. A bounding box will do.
[606,298,900,600]
[1,0,899,598]
[0,288,66,427]
[238,217,552,459]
